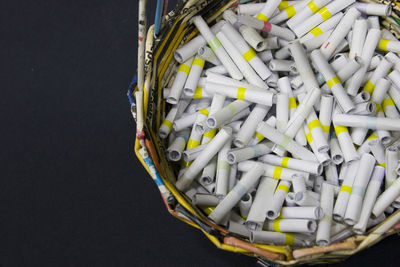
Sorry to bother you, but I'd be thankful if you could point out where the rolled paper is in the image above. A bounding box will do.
[352,91,371,104]
[349,101,376,115]
[167,57,194,104]
[286,0,331,34]
[238,14,295,41]
[238,161,310,181]
[209,163,264,224]
[269,1,309,24]
[313,175,324,193]
[305,108,330,153]
[192,16,243,80]
[294,190,320,206]
[369,140,386,168]
[303,122,331,166]
[382,95,400,118]
[216,30,267,88]
[228,221,251,237]
[246,177,278,230]
[275,46,291,60]
[250,230,305,246]
[319,94,333,140]
[320,7,361,59]
[333,160,360,221]
[266,180,292,220]
[226,120,244,134]
[227,141,273,164]
[316,183,334,246]
[228,163,237,191]
[176,127,232,191]
[206,72,270,92]
[325,163,339,185]
[300,12,343,42]
[215,135,232,197]
[269,60,296,73]
[174,108,208,132]
[386,146,399,188]
[386,52,400,72]
[363,58,393,95]
[184,56,205,98]
[333,114,400,131]
[388,86,400,112]
[198,156,217,193]
[259,154,323,175]
[302,29,332,52]
[353,166,385,234]
[239,193,253,218]
[255,0,282,22]
[198,45,221,65]
[281,206,323,220]
[276,93,289,133]
[258,50,273,63]
[373,177,400,217]
[174,36,206,64]
[285,192,297,207]
[329,132,344,165]
[206,100,251,130]
[234,105,270,148]
[266,72,279,88]
[220,21,272,80]
[256,121,317,161]
[355,2,392,16]
[239,24,269,52]
[288,40,319,89]
[160,104,180,138]
[205,64,228,76]
[193,193,221,207]
[344,153,376,225]
[345,28,381,96]
[310,49,355,113]
[292,0,356,38]
[336,57,362,83]
[292,174,307,193]
[167,129,190,161]
[378,38,400,54]
[349,18,367,59]
[248,116,276,146]
[264,218,317,233]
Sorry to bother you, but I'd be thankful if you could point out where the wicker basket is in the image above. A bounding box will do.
[128,0,400,265]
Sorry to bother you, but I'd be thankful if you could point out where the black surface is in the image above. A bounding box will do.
[2,0,400,266]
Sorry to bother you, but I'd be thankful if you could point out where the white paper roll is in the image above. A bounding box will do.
[266,180,292,220]
[316,182,334,246]
[227,141,273,164]
[238,161,310,181]
[250,230,305,246]
[167,57,194,104]
[287,0,331,33]
[264,218,317,233]
[259,154,323,175]
[255,0,282,22]
[198,45,221,66]
[333,114,400,131]
[373,177,400,218]
[167,129,190,161]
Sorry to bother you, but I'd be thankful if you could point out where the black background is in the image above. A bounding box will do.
[2,0,400,266]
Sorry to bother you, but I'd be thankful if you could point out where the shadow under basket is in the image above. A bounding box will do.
[129,0,400,265]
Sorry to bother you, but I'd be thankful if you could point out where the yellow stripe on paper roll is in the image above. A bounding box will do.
[322,125,330,133]
[192,58,205,68]
[281,157,290,168]
[284,233,295,245]
[255,132,265,141]
[237,87,246,100]
[272,219,282,232]
[368,133,378,140]
[273,166,283,179]
[382,98,395,110]
[187,139,200,149]
[318,7,332,21]
[363,80,375,94]
[334,125,348,135]
[193,87,203,99]
[326,76,340,88]
[279,1,290,10]
[340,185,352,194]
[242,48,257,62]
[306,132,313,144]
[161,120,173,130]
[276,184,290,193]
[199,108,209,116]
[379,162,386,168]
[288,97,297,109]
[203,129,217,138]
[308,120,322,131]
[379,39,390,51]
[310,27,323,37]
[256,13,269,22]
[285,5,296,18]
[178,64,190,75]
[307,1,319,13]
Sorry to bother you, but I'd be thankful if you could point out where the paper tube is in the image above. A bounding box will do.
[228,221,251,238]
[285,192,297,207]
[205,64,228,76]
[215,30,267,88]
[206,100,251,130]
[344,153,376,225]
[329,132,344,165]
[259,154,323,175]
[198,45,221,66]
[167,129,190,161]
[319,94,333,140]
[310,49,355,113]
[160,104,180,138]
[349,101,376,115]
[378,39,400,54]
[386,146,399,188]
[355,2,392,16]
[353,166,385,234]
[382,95,400,118]
[182,144,207,162]
[250,231,305,246]
[305,108,330,153]
[234,105,270,148]
[193,193,221,207]
[206,72,270,92]
[238,161,310,181]
[228,163,237,191]
[287,0,331,34]
[255,0,282,22]
[388,86,400,112]
[352,91,371,104]
[293,0,355,38]
[295,190,320,206]
[264,218,317,233]
[345,28,381,96]
[270,1,309,24]
[258,50,273,63]
[320,7,361,59]
[281,206,323,220]
[192,16,243,80]
[302,29,332,52]
[316,183,334,246]
[174,36,206,64]
[208,163,264,224]
[300,12,343,42]
[239,193,253,218]
[246,177,278,230]
[276,93,289,133]
[335,57,362,83]
[325,163,339,185]
[215,135,232,197]
[227,141,273,164]
[363,58,393,95]
[292,174,307,193]
[167,58,194,104]
[220,21,272,80]
[266,180,292,220]
[333,114,400,131]
[333,160,360,221]
[248,116,276,146]
[348,18,367,60]
[303,122,331,166]
[176,127,232,191]
[256,121,317,161]
[373,177,400,217]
